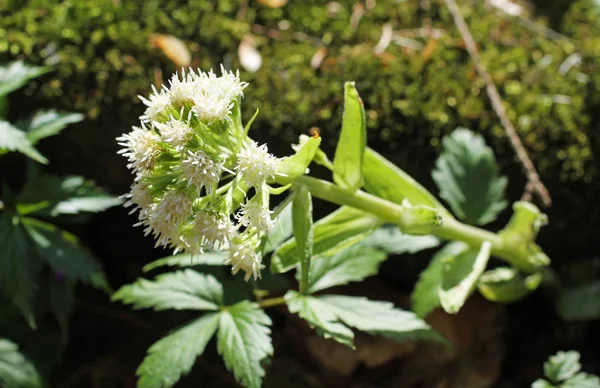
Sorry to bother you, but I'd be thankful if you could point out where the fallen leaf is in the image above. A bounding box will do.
[258,0,288,8]
[151,34,191,67]
[311,47,328,69]
[238,35,262,73]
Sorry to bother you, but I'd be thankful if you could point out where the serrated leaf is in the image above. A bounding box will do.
[271,206,382,273]
[142,252,227,272]
[362,225,440,254]
[307,244,387,293]
[112,270,223,311]
[556,281,600,322]
[22,218,101,280]
[439,241,491,314]
[137,313,219,388]
[19,110,84,145]
[0,61,52,97]
[0,339,42,388]
[0,120,48,164]
[432,128,508,225]
[18,174,122,217]
[411,242,467,318]
[284,291,354,348]
[333,82,366,191]
[217,301,273,388]
[531,379,554,388]
[562,372,600,388]
[0,212,41,328]
[319,295,442,343]
[363,148,448,214]
[276,136,322,179]
[544,351,581,383]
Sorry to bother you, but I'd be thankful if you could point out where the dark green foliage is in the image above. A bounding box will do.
[1,0,599,184]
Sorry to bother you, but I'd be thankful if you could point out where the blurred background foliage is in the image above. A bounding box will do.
[1,0,599,258]
[1,0,600,387]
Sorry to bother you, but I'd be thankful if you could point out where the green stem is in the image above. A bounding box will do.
[259,296,286,308]
[288,175,536,272]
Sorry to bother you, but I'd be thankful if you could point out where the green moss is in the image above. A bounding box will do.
[1,0,599,183]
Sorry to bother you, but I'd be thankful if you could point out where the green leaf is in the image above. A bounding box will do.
[557,281,600,321]
[0,121,48,164]
[112,270,223,311]
[217,301,273,388]
[432,128,508,225]
[137,313,220,388]
[318,295,442,343]
[284,291,354,348]
[333,82,366,191]
[0,213,41,328]
[531,379,554,388]
[19,110,84,145]
[276,136,322,180]
[0,61,52,97]
[307,243,387,293]
[262,198,293,254]
[411,242,468,318]
[23,218,101,280]
[285,291,440,349]
[439,241,491,314]
[544,351,581,383]
[362,225,440,255]
[142,252,227,272]
[292,185,313,294]
[18,174,122,217]
[563,373,600,388]
[363,148,448,214]
[0,339,42,388]
[271,206,382,273]
[477,267,542,304]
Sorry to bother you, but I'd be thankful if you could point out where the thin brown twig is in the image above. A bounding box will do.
[444,0,552,207]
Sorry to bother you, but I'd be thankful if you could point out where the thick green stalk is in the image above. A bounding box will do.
[289,175,538,272]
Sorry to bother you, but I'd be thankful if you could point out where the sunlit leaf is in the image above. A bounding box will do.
[0,61,51,97]
[0,120,48,164]
[143,252,227,272]
[432,128,507,225]
[18,110,84,145]
[0,339,42,388]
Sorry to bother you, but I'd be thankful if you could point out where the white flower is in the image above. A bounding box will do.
[225,238,263,281]
[155,118,194,151]
[236,140,279,187]
[187,211,235,251]
[136,190,192,249]
[167,70,196,107]
[139,85,171,123]
[117,125,162,172]
[189,66,248,124]
[179,150,223,195]
[122,179,153,214]
[236,199,274,232]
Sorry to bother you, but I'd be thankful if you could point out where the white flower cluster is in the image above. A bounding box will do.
[117,67,280,281]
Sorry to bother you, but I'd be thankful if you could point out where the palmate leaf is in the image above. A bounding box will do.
[112,270,223,311]
[285,291,440,349]
[0,61,51,97]
[271,205,382,273]
[18,173,122,217]
[432,128,508,226]
[307,243,387,293]
[285,291,354,348]
[137,314,220,388]
[23,217,101,280]
[217,301,273,388]
[333,82,366,191]
[18,110,84,145]
[0,212,41,328]
[0,120,48,164]
[0,339,41,388]
[544,351,581,383]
